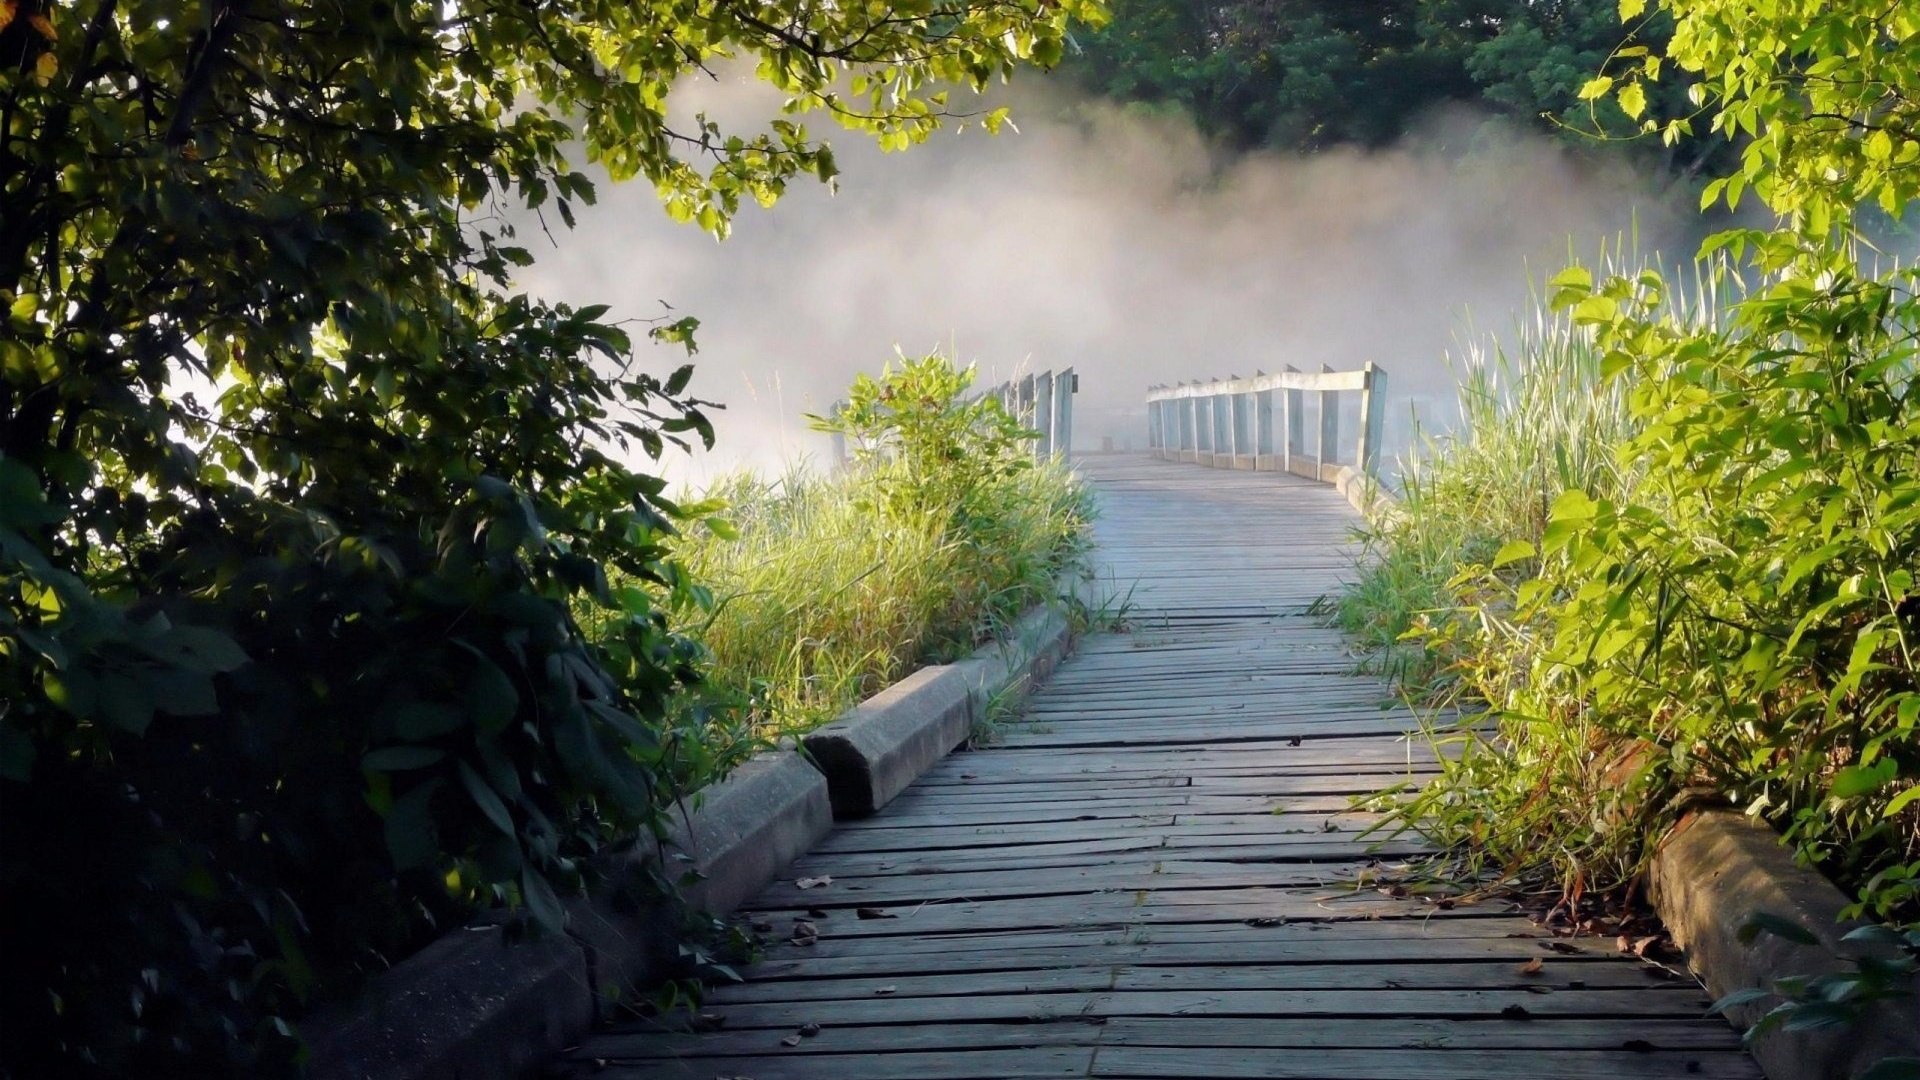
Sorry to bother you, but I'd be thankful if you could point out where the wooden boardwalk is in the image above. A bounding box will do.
[564,455,1758,1080]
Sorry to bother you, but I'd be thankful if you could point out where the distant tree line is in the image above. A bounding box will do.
[1067,0,1729,178]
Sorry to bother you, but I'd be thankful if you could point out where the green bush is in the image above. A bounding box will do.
[1347,0,1920,934]
[1352,249,1919,927]
[664,355,1094,736]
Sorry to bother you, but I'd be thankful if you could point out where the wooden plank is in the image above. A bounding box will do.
[682,987,1720,1030]
[1097,1016,1743,1051]
[704,962,1692,1004]
[587,1046,1097,1079]
[1089,1046,1760,1079]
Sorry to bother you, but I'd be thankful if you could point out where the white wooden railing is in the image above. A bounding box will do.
[1145,363,1388,483]
[975,367,1076,458]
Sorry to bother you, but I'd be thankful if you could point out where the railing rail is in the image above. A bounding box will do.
[1145,362,1387,484]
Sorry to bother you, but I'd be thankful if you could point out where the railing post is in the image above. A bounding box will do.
[1212,386,1228,466]
[1055,367,1075,457]
[1182,390,1195,458]
[1034,370,1055,458]
[1317,363,1339,477]
[1228,381,1245,467]
[1254,372,1274,470]
[1357,361,1386,478]
[1147,387,1161,453]
[1283,365,1303,475]
[1199,389,1213,460]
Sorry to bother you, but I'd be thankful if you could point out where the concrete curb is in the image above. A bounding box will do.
[804,603,1073,819]
[302,598,1076,1080]
[1647,808,1919,1080]
[303,752,831,1080]
[1331,463,1399,523]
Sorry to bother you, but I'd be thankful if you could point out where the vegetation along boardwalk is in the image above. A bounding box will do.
[562,455,1760,1080]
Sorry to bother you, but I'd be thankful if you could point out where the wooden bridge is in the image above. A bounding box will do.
[557,454,1759,1080]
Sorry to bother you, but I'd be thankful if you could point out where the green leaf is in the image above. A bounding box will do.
[385,779,443,871]
[1618,81,1647,120]
[1708,987,1772,1015]
[390,702,467,740]
[363,746,447,771]
[1619,0,1646,18]
[1579,76,1615,101]
[1492,540,1537,568]
[1883,785,1920,818]
[1831,758,1898,799]
[460,760,516,836]
[143,625,251,674]
[1856,1057,1920,1080]
[521,867,565,933]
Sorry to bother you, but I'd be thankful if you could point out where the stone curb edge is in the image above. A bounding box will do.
[1647,808,1919,1080]
[300,593,1079,1080]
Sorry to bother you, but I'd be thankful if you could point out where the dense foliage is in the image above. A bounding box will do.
[653,355,1093,736]
[1068,0,1723,172]
[1345,0,1920,933]
[0,0,1096,1073]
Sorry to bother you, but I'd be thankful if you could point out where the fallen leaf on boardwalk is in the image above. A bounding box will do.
[1378,884,1408,898]
[788,934,817,947]
[856,907,896,920]
[691,1013,726,1032]
[1567,979,1588,989]
[794,920,818,937]
[795,876,832,889]
[874,985,897,995]
[780,1035,803,1048]
[1518,958,1544,976]
[1617,934,1634,953]
[1524,985,1554,995]
[1630,936,1661,958]
[1245,917,1284,927]
[798,1023,822,1037]
[1539,941,1582,954]
[1287,736,1303,746]
[1500,1004,1532,1020]
[960,773,977,779]
[806,907,829,918]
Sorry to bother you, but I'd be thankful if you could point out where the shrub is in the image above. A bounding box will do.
[663,355,1093,736]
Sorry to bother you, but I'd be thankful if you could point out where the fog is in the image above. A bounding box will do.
[513,75,1690,483]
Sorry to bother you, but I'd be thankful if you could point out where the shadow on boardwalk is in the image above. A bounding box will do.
[558,455,1758,1080]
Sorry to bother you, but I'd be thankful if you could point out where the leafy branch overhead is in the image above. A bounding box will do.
[0,0,1094,1075]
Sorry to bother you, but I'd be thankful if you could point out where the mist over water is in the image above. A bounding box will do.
[513,76,1690,483]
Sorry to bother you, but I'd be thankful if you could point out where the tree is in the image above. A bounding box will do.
[0,0,1098,1074]
[1068,0,1720,171]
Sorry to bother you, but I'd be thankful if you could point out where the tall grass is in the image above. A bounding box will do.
[676,459,1091,736]
[1339,245,1729,894]
[1336,253,1673,691]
